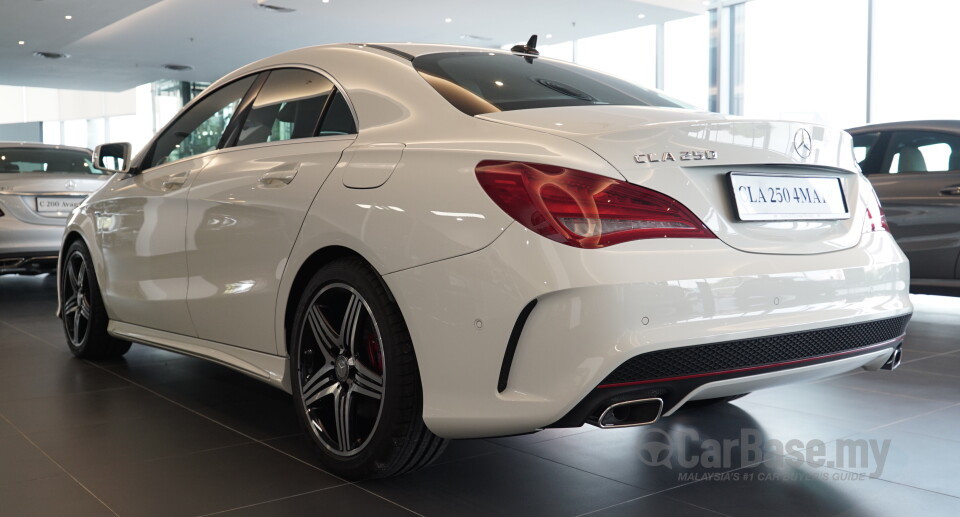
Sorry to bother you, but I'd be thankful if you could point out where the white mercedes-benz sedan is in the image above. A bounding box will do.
[58,41,912,478]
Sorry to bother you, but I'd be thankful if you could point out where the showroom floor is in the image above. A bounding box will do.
[1,274,959,517]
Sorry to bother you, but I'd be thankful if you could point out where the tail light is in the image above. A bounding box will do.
[475,160,715,249]
[865,207,889,232]
[864,190,889,232]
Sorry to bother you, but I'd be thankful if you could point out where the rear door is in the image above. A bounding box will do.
[858,129,960,280]
[184,67,357,353]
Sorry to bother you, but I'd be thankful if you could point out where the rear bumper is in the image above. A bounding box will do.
[550,323,907,428]
[384,225,912,439]
[0,215,63,274]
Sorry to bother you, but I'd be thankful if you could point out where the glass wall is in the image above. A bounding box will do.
[664,14,710,109]
[741,0,868,129]
[575,26,657,88]
[871,0,960,123]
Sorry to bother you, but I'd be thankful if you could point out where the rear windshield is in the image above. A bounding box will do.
[413,52,691,116]
[0,147,98,174]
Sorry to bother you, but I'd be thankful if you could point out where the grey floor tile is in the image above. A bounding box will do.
[0,473,116,517]
[586,494,730,517]
[206,484,417,516]
[0,359,131,402]
[28,402,252,473]
[882,403,960,442]
[742,381,954,426]
[662,454,960,517]
[0,385,178,435]
[824,368,960,403]
[75,443,344,517]
[0,427,63,485]
[900,351,960,378]
[362,450,650,517]
[821,428,960,498]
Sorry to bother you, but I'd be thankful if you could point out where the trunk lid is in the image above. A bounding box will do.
[0,172,108,221]
[478,106,866,255]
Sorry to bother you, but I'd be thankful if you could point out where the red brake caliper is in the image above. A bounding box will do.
[365,333,383,374]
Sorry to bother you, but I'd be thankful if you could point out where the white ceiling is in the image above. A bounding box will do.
[0,0,707,91]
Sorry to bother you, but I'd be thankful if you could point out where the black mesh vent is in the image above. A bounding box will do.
[600,315,910,386]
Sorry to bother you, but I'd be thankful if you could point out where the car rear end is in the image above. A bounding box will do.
[0,144,106,275]
[373,47,912,438]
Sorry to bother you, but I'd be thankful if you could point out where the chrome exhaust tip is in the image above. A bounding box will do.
[592,398,664,429]
[881,346,902,370]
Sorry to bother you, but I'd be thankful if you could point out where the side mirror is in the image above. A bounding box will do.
[92,142,132,174]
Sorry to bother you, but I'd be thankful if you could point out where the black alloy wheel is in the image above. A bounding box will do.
[60,240,131,359]
[291,258,446,478]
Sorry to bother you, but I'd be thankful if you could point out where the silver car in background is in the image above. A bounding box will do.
[848,121,960,296]
[0,143,108,275]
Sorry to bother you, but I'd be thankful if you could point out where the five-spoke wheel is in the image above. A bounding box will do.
[291,258,446,478]
[299,283,385,455]
[62,248,92,347]
[59,240,131,359]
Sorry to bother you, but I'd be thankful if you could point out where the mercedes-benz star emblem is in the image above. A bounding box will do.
[65,179,77,191]
[335,356,349,382]
[793,128,813,158]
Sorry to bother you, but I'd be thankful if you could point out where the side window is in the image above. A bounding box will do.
[318,91,357,136]
[236,69,334,147]
[851,132,879,166]
[148,75,257,168]
[886,130,960,174]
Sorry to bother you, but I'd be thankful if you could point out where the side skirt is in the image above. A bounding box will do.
[108,321,290,393]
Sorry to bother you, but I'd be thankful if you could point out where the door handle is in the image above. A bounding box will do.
[258,170,298,187]
[938,185,960,196]
[160,172,189,191]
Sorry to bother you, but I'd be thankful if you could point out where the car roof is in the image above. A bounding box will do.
[847,120,960,134]
[216,42,532,88]
[0,142,92,154]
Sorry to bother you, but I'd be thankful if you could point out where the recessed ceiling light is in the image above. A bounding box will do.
[33,51,69,60]
[64,15,72,20]
[637,14,646,19]
[545,34,553,39]
[18,40,25,45]
[322,0,329,3]
[162,63,193,71]
[444,17,452,23]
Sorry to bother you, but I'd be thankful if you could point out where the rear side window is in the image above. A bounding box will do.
[237,69,335,146]
[851,132,879,165]
[885,131,960,174]
[318,91,357,136]
[413,52,691,115]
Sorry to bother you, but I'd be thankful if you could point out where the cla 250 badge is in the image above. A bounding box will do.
[634,150,718,164]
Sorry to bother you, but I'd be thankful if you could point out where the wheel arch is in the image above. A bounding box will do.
[282,245,399,356]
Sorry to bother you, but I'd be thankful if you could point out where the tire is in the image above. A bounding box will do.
[290,257,447,479]
[60,240,131,359]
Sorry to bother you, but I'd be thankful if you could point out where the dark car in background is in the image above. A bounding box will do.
[848,121,960,296]
[0,143,108,275]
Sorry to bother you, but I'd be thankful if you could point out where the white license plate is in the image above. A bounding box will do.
[36,196,84,213]
[729,173,849,221]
